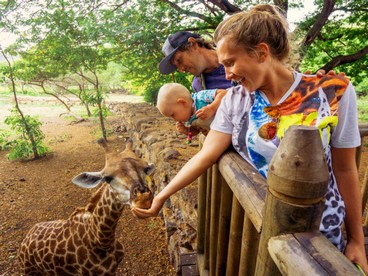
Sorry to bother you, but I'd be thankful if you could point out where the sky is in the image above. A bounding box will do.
[288,1,317,30]
[0,1,317,49]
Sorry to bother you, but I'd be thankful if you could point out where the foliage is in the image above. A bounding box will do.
[1,0,367,100]
[0,129,13,150]
[4,109,50,160]
[357,95,368,122]
[91,103,109,118]
[295,0,368,89]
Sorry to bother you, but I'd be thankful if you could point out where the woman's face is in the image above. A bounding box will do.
[216,38,266,92]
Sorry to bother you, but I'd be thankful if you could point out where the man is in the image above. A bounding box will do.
[158,31,232,92]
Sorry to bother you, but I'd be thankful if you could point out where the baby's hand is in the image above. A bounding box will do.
[176,122,188,135]
[196,105,215,120]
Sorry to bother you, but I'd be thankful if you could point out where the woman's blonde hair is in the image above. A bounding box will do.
[213,4,291,63]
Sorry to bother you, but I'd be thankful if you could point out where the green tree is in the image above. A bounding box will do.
[0,47,49,160]
[13,0,120,140]
[295,0,368,91]
[3,0,367,102]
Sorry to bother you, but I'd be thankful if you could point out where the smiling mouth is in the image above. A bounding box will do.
[232,77,244,85]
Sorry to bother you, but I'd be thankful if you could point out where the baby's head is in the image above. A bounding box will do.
[156,83,193,122]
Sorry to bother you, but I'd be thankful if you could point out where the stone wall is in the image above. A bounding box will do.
[109,102,200,271]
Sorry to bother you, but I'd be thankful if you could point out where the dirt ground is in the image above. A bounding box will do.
[0,99,176,275]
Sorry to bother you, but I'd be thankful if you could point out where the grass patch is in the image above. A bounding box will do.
[47,133,73,145]
[357,96,368,123]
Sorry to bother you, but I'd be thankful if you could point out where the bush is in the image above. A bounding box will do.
[144,84,160,105]
[4,109,50,160]
[0,130,14,150]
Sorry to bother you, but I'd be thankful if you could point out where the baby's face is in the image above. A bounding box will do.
[161,101,192,122]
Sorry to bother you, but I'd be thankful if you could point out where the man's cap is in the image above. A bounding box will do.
[159,31,201,74]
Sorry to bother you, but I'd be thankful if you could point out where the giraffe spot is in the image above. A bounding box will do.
[105,217,114,226]
[77,247,88,262]
[101,257,113,270]
[66,253,77,265]
[56,267,74,276]
[50,239,57,249]
[67,237,76,252]
[44,252,52,263]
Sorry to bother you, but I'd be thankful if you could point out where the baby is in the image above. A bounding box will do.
[156,83,227,142]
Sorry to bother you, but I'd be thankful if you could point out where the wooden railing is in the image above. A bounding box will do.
[196,124,368,276]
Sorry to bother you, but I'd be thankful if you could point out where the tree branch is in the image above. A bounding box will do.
[319,45,368,72]
[273,0,288,15]
[205,0,241,14]
[301,0,336,50]
[161,0,213,22]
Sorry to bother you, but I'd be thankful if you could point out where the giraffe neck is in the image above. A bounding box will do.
[88,185,126,250]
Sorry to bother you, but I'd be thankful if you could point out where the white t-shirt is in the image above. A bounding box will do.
[211,72,360,250]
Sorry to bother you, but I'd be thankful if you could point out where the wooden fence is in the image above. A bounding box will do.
[196,123,368,276]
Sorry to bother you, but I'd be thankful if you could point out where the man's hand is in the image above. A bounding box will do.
[305,69,346,78]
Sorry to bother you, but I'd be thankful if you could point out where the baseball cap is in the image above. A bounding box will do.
[159,31,201,74]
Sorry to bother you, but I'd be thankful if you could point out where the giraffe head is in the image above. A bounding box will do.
[71,138,154,209]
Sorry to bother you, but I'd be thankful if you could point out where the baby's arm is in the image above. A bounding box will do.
[196,89,227,120]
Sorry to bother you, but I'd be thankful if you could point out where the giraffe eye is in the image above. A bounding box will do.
[104,176,113,183]
[144,164,155,175]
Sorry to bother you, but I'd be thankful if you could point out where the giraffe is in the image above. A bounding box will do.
[18,138,154,275]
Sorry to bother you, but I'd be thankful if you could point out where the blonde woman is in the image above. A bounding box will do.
[133,5,367,273]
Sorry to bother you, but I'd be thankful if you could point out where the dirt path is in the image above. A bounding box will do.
[0,111,175,275]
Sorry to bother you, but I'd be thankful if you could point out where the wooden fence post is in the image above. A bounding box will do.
[197,135,207,255]
[255,125,329,276]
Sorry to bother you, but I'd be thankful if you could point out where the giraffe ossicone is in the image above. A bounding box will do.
[18,138,154,275]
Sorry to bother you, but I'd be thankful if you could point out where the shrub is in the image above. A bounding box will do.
[4,109,50,160]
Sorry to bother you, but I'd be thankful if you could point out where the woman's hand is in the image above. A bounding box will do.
[131,194,166,219]
[344,239,368,274]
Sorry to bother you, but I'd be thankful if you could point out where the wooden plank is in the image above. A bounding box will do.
[182,265,198,276]
[268,234,328,275]
[209,165,221,275]
[218,151,267,232]
[226,196,244,276]
[180,253,197,266]
[216,179,233,275]
[197,172,207,254]
[359,123,368,136]
[181,253,198,275]
[239,215,259,276]
[197,253,209,276]
[268,232,362,275]
[204,166,212,270]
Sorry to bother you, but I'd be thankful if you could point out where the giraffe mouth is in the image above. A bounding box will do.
[131,190,153,209]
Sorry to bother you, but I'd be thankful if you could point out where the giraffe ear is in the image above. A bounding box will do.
[72,172,103,189]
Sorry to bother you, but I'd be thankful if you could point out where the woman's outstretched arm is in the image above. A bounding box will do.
[131,130,232,218]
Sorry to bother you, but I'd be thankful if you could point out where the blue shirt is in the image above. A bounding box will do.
[192,64,232,92]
